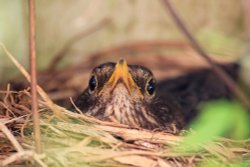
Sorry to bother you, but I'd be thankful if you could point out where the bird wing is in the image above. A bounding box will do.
[156,63,239,123]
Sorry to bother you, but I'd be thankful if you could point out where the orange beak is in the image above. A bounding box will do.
[98,59,143,98]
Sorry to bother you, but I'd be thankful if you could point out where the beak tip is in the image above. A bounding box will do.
[118,58,125,65]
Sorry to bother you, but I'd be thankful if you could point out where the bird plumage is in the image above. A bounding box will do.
[75,60,239,131]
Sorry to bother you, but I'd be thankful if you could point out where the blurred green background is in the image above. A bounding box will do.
[0,0,249,82]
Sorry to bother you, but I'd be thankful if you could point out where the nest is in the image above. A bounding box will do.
[0,42,249,166]
[1,86,250,167]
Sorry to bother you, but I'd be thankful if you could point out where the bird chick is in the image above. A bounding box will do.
[75,59,239,131]
[75,59,184,131]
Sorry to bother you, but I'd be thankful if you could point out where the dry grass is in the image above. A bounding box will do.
[0,88,250,167]
[0,43,249,167]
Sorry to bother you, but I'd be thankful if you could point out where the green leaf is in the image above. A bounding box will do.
[175,100,250,152]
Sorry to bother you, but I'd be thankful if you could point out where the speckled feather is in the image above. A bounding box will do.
[75,62,239,131]
[75,62,184,131]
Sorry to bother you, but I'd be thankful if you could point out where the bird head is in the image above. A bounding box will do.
[90,59,156,100]
[75,59,182,130]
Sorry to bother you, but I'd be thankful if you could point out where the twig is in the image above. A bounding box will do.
[87,40,189,63]
[47,18,110,71]
[3,114,29,125]
[0,124,23,152]
[161,0,250,108]
[1,151,47,167]
[28,0,42,154]
[0,43,66,120]
[242,0,250,41]
[1,151,32,167]
[95,124,181,145]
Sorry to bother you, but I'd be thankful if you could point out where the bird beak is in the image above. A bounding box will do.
[98,59,143,98]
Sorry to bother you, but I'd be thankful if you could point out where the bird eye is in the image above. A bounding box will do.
[146,78,156,96]
[88,75,97,92]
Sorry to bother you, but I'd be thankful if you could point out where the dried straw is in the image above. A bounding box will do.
[0,43,249,166]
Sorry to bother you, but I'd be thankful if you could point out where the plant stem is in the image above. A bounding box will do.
[29,0,42,154]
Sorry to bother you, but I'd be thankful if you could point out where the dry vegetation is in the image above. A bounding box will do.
[1,87,250,167]
[0,1,249,166]
[0,42,249,166]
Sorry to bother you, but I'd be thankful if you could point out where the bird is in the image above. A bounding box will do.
[74,59,239,132]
